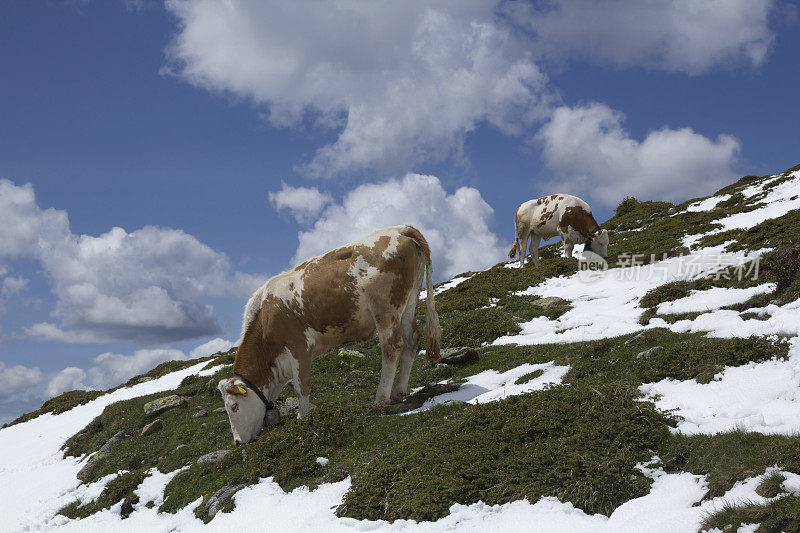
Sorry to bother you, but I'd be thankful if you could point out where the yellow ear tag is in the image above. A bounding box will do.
[226,383,248,396]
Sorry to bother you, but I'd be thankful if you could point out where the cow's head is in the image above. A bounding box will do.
[586,229,612,258]
[217,377,269,446]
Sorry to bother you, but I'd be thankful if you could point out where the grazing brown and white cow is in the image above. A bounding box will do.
[218,225,442,445]
[508,194,611,268]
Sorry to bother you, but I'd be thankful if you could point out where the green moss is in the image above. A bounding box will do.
[639,270,761,310]
[418,258,575,348]
[337,381,674,521]
[59,470,146,519]
[439,308,521,348]
[430,258,578,314]
[703,495,800,533]
[713,174,766,196]
[756,471,787,499]
[725,209,800,253]
[515,369,545,384]
[659,429,800,500]
[3,389,105,428]
[562,330,787,385]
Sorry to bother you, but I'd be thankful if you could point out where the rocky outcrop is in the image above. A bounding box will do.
[76,431,129,481]
[140,419,162,437]
[197,450,233,464]
[143,395,185,417]
[439,347,479,365]
[206,484,246,518]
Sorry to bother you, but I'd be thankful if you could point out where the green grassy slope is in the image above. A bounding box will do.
[10,163,800,530]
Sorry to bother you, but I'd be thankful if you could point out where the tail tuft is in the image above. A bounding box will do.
[508,240,518,259]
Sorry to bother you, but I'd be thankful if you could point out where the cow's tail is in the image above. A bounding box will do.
[401,226,441,362]
[509,206,521,258]
[508,239,518,259]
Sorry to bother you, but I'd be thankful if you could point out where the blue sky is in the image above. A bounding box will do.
[0,0,798,422]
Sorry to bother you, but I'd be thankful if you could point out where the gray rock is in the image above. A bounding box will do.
[143,395,185,417]
[381,382,461,415]
[636,346,663,359]
[198,449,233,465]
[624,331,647,345]
[206,378,218,394]
[439,347,478,365]
[136,376,153,384]
[530,296,566,308]
[264,409,280,427]
[442,399,468,407]
[213,407,226,414]
[279,397,299,417]
[206,484,246,518]
[338,348,365,358]
[193,409,208,418]
[140,419,162,437]
[77,431,128,481]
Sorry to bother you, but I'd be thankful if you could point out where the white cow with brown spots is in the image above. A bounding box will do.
[218,225,442,445]
[509,194,612,268]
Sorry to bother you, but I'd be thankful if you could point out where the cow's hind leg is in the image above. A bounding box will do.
[374,318,404,406]
[518,232,529,268]
[531,234,542,267]
[390,263,424,403]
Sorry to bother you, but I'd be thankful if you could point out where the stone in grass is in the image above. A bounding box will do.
[193,409,208,418]
[206,484,246,518]
[279,397,299,417]
[636,346,663,359]
[206,378,217,394]
[143,395,185,417]
[77,431,128,481]
[198,449,233,465]
[140,419,162,437]
[530,296,566,308]
[439,347,478,365]
[338,347,365,358]
[213,407,226,414]
[625,331,648,345]
[381,383,461,415]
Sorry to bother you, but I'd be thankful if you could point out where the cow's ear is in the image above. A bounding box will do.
[226,384,248,396]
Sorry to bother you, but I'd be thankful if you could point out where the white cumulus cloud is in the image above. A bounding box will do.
[0,362,43,400]
[0,179,263,344]
[290,173,506,280]
[189,337,235,358]
[45,348,189,397]
[536,103,741,207]
[269,182,333,224]
[509,0,777,74]
[164,0,553,178]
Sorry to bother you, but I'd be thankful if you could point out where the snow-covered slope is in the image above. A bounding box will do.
[2,165,800,532]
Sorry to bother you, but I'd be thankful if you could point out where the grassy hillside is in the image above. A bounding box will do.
[8,163,800,531]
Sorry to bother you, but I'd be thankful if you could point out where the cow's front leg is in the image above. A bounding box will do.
[563,239,574,259]
[293,355,315,418]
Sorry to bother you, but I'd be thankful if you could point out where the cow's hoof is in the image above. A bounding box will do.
[389,392,407,404]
